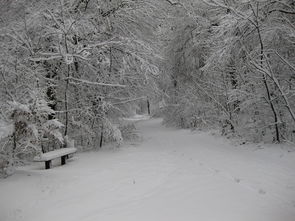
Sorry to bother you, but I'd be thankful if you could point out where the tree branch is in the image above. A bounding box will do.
[164,0,182,6]
[67,77,126,87]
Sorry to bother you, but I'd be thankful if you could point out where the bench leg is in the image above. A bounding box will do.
[61,155,67,165]
[45,160,52,169]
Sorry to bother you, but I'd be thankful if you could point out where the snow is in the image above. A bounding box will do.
[123,114,150,122]
[0,120,13,139]
[1,117,295,221]
[33,148,77,162]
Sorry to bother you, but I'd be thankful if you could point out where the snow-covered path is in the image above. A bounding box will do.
[1,118,295,221]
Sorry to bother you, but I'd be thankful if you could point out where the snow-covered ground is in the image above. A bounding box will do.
[1,117,295,221]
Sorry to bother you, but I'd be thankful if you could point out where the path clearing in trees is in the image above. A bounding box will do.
[1,117,295,221]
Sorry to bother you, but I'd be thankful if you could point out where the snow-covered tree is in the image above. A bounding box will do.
[0,0,165,176]
[160,0,295,143]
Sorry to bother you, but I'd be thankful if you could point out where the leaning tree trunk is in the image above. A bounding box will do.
[253,3,280,142]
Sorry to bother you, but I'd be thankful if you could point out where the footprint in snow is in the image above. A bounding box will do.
[10,208,23,220]
[41,186,53,194]
[234,178,241,183]
[258,189,266,195]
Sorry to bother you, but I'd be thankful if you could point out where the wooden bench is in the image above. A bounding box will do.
[34,147,77,169]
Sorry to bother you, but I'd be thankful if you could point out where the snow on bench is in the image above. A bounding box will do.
[34,147,77,169]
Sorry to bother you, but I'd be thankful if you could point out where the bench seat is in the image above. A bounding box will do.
[34,147,77,169]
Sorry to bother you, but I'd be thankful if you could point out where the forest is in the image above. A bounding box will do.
[0,0,295,177]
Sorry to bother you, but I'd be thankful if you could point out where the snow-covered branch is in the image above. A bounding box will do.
[67,77,126,88]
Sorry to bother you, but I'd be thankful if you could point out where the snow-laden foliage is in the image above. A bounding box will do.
[161,0,295,143]
[0,0,165,176]
[0,91,65,175]
[1,0,294,178]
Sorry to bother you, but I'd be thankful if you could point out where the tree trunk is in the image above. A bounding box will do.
[147,99,150,115]
[64,65,70,137]
[253,3,280,142]
[99,123,104,148]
